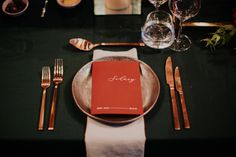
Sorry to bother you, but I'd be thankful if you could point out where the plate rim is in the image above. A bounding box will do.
[71,56,160,124]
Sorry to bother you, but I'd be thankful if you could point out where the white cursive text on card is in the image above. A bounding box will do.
[108,75,136,83]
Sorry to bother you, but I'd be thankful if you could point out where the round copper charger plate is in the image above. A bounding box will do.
[72,56,160,124]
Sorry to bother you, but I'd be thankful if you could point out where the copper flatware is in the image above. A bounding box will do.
[69,37,145,51]
[41,0,48,17]
[48,59,63,131]
[38,66,51,131]
[165,56,181,130]
[174,67,190,129]
[182,22,231,27]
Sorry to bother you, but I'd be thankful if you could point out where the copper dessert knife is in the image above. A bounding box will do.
[165,57,181,130]
[174,67,190,129]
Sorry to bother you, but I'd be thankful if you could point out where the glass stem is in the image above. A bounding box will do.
[176,20,183,43]
[154,3,160,10]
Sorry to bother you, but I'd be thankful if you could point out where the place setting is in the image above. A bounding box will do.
[34,0,205,156]
[35,0,198,139]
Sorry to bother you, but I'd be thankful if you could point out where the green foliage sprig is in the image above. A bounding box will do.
[201,24,236,51]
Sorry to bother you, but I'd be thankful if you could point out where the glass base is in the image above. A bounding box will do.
[170,34,191,52]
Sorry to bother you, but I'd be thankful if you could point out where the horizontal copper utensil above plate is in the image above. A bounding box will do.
[182,22,231,27]
[69,38,145,51]
[72,56,160,124]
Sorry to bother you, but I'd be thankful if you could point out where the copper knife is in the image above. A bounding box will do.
[165,57,181,130]
[174,67,190,129]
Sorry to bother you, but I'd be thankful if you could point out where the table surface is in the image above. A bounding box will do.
[0,0,236,155]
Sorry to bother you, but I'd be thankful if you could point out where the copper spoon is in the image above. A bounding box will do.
[69,38,145,51]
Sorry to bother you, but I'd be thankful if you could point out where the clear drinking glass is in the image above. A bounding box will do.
[169,0,201,52]
[141,10,175,49]
[148,0,168,10]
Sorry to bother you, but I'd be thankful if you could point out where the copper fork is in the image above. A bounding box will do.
[48,59,63,131]
[38,66,51,131]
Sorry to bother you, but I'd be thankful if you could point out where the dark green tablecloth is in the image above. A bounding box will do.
[0,0,236,155]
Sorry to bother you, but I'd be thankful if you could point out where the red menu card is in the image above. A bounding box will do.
[91,61,143,115]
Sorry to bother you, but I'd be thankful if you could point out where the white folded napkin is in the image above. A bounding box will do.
[85,48,146,157]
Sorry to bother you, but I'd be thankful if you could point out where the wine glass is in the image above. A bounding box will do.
[169,0,201,51]
[141,10,175,49]
[148,0,168,10]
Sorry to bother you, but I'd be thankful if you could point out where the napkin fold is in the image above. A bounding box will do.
[85,48,146,157]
